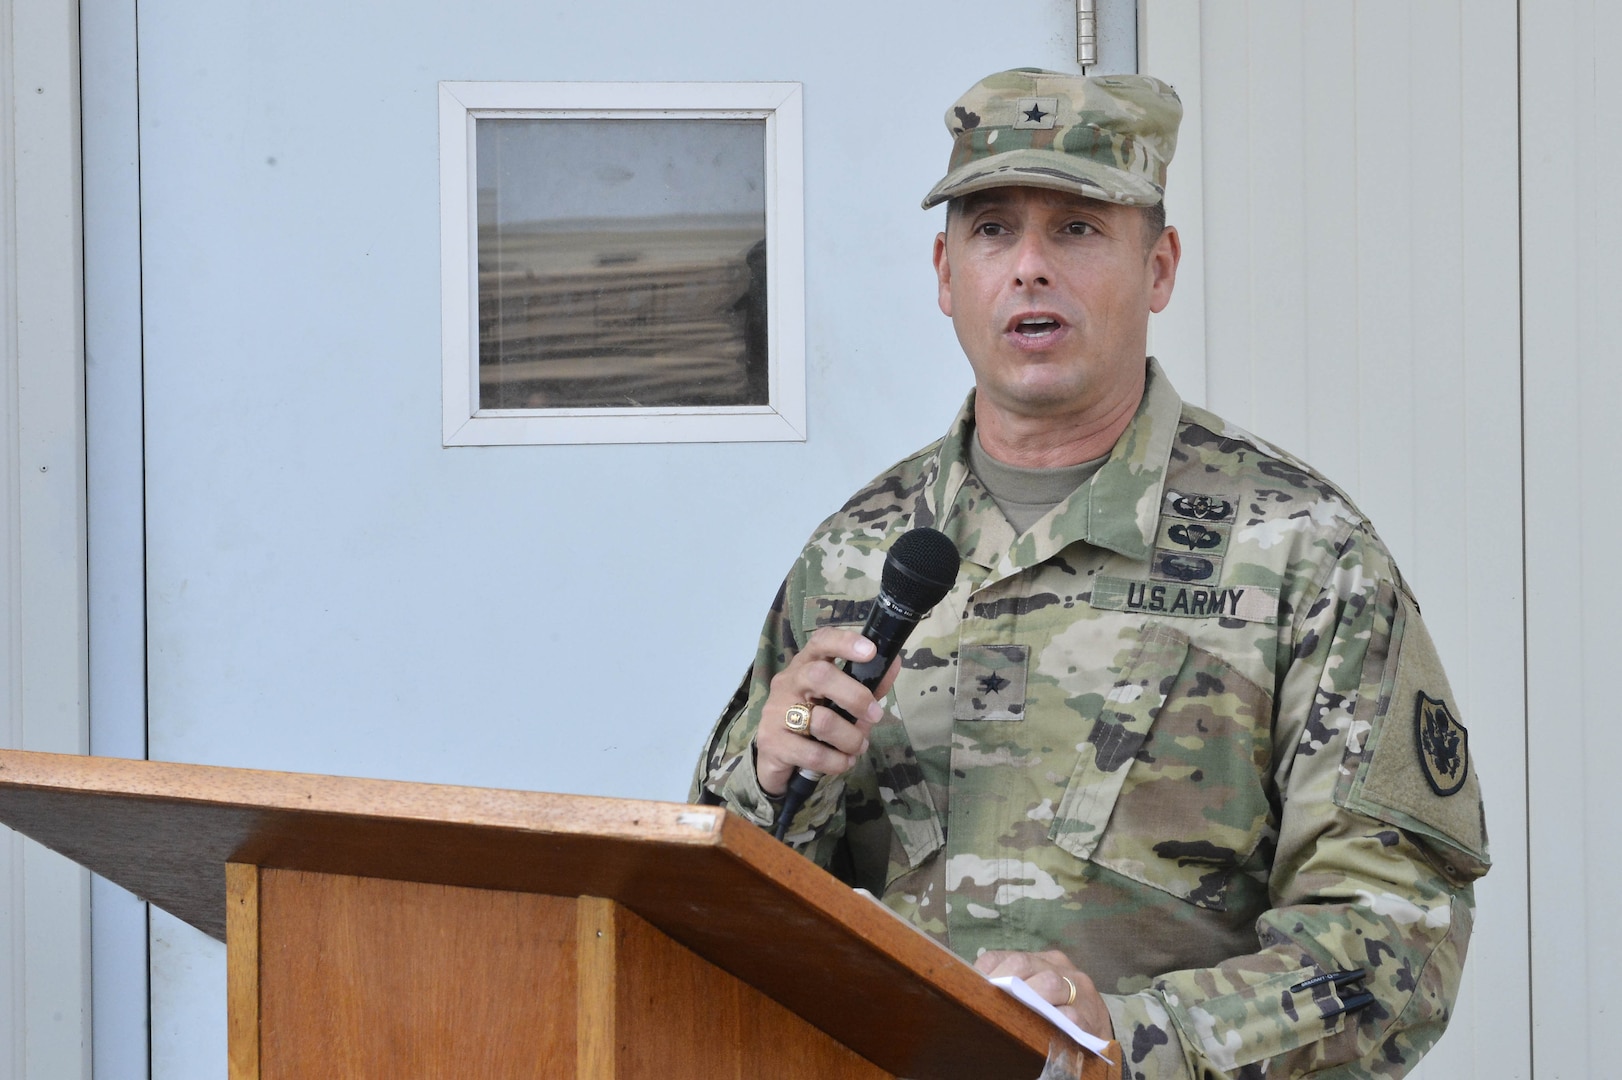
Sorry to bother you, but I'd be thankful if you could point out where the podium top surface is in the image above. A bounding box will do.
[0,750,1078,1079]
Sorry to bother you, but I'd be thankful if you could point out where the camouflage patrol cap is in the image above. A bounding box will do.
[922,68,1182,209]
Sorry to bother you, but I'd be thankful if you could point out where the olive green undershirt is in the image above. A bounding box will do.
[909,434,1108,830]
[967,433,1109,536]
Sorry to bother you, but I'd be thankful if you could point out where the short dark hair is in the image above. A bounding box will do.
[1142,200,1167,245]
[945,194,1168,250]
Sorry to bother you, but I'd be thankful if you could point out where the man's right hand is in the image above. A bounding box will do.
[754,627,899,796]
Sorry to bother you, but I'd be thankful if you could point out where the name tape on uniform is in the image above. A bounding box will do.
[1091,576,1279,623]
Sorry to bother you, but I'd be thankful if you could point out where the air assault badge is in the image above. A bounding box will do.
[1416,692,1469,796]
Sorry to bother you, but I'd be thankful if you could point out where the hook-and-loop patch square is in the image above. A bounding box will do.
[953,643,1029,721]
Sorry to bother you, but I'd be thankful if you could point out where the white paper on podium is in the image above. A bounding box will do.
[989,975,1114,1062]
[851,890,1114,1063]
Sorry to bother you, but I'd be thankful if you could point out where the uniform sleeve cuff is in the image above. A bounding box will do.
[721,741,848,846]
[719,741,781,828]
[1103,992,1193,1080]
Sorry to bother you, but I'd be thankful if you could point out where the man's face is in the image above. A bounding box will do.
[933,187,1179,424]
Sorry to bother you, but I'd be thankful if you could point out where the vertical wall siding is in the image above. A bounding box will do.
[4,0,93,1075]
[1140,0,1209,402]
[80,0,154,1072]
[1452,2,1533,1072]
[1188,2,1528,1076]
[2,0,23,1068]
[1523,0,1622,1076]
[2,0,23,1052]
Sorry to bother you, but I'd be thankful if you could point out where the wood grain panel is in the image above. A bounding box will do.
[605,897,890,1080]
[0,751,1075,1078]
[0,752,728,940]
[257,870,576,1079]
[227,862,260,1080]
[575,896,616,1079]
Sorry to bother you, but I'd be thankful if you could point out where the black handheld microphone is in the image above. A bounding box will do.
[770,527,961,841]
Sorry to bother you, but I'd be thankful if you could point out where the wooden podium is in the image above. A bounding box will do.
[0,750,1121,1079]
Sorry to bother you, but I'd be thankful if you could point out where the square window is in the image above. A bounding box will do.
[440,82,805,445]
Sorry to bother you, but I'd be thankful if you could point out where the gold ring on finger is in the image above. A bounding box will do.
[1060,975,1078,1007]
[783,702,814,736]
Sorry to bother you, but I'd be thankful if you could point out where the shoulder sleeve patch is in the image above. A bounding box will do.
[1415,693,1469,796]
[1338,588,1490,884]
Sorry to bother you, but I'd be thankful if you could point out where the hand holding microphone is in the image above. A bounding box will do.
[764,527,961,841]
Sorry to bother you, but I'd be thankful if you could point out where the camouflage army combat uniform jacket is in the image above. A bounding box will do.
[692,360,1489,1079]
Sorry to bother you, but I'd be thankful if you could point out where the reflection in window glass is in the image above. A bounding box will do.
[475,118,768,410]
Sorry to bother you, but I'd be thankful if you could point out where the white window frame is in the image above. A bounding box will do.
[438,80,805,446]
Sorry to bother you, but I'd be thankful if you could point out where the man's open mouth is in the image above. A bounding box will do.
[1012,316,1063,338]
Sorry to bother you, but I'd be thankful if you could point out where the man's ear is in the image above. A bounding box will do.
[1148,225,1181,315]
[934,232,953,317]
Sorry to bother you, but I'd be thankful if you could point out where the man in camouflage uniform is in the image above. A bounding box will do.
[691,69,1487,1079]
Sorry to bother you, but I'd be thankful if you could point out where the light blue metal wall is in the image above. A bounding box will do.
[85,1,1111,1074]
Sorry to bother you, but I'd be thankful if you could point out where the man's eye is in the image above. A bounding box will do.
[1063,221,1096,235]
[976,222,1008,237]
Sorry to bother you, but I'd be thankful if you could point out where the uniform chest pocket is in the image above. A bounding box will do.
[802,594,946,881]
[800,594,873,636]
[1048,623,1275,911]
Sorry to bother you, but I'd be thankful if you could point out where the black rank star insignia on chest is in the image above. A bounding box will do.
[978,672,1010,696]
[1416,693,1469,796]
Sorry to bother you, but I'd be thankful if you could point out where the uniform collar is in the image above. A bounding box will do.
[917,358,1182,576]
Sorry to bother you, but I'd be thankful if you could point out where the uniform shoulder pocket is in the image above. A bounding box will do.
[1338,586,1489,885]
